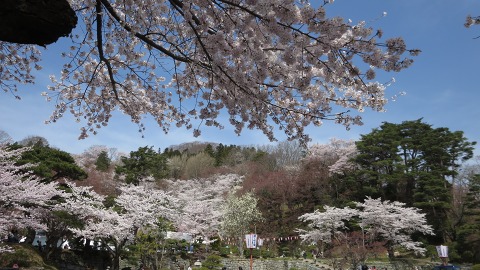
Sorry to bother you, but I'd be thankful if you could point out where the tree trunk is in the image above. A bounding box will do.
[387,245,395,260]
[0,0,77,46]
[113,252,120,270]
[237,236,244,257]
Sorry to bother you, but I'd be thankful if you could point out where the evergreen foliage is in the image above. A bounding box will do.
[95,150,111,172]
[457,174,480,262]
[115,146,169,185]
[353,119,475,242]
[10,142,87,182]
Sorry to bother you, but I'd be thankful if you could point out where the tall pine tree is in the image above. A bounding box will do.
[353,119,475,243]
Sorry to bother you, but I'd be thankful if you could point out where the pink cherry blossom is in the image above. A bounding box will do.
[305,138,358,175]
[165,174,243,237]
[298,197,434,257]
[0,144,63,237]
[9,0,417,145]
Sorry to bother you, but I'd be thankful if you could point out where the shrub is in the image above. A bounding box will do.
[261,249,275,258]
[219,246,231,257]
[202,254,223,269]
[279,247,290,257]
[471,264,480,270]
[244,248,261,259]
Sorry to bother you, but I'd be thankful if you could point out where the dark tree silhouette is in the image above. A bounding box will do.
[0,0,77,46]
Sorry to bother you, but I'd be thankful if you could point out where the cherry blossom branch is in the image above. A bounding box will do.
[96,1,119,101]
[99,0,190,63]
[41,0,419,144]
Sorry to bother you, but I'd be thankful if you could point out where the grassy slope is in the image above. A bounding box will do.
[0,243,57,270]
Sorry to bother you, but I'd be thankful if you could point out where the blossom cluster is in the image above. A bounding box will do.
[37,0,419,144]
[165,174,243,237]
[304,138,358,174]
[298,197,434,255]
[65,183,179,251]
[0,42,41,96]
[465,15,480,28]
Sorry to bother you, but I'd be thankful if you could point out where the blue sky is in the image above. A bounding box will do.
[1,0,479,155]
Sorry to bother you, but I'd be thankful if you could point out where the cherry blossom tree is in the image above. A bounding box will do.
[165,174,243,238]
[305,138,358,175]
[3,1,418,144]
[219,191,263,257]
[356,197,434,259]
[0,144,63,239]
[297,138,358,206]
[57,182,107,220]
[32,182,107,259]
[297,205,358,245]
[297,204,362,269]
[298,197,434,264]
[70,184,178,270]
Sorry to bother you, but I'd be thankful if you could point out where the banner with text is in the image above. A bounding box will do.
[436,245,448,258]
[245,234,257,249]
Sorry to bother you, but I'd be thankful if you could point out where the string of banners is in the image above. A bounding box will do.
[223,235,301,246]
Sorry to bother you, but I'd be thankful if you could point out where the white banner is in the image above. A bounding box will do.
[436,245,448,258]
[257,238,263,247]
[245,234,257,249]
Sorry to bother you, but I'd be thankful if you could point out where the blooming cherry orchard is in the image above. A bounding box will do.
[298,197,434,260]
[165,174,243,238]
[3,0,419,144]
[71,184,178,270]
